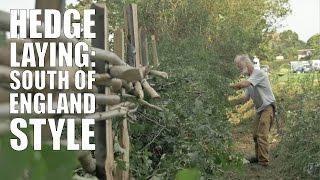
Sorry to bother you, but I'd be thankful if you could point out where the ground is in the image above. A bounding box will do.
[224,108,283,180]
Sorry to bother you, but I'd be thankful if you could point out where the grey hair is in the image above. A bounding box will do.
[234,54,252,65]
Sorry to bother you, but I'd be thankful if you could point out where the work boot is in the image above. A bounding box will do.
[247,156,258,163]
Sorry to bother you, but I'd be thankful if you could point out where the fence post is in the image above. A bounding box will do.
[139,27,149,66]
[151,35,159,67]
[35,0,65,141]
[36,0,65,16]
[91,3,114,180]
[124,4,141,67]
[114,28,130,180]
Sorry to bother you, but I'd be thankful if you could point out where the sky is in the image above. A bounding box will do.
[0,0,319,42]
[278,0,320,42]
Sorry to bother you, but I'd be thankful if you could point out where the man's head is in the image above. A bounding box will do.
[234,54,254,76]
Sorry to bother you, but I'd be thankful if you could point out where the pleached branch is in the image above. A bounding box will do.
[141,79,160,99]
[137,99,163,111]
[93,73,112,86]
[121,81,134,92]
[69,108,129,124]
[77,150,96,174]
[121,93,163,111]
[110,66,143,82]
[95,94,121,105]
[109,102,136,111]
[110,79,122,93]
[134,81,144,99]
[149,70,168,79]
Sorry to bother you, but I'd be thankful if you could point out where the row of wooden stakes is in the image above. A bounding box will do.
[0,8,167,180]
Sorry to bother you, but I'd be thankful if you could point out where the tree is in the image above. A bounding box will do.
[306,34,320,59]
[256,30,306,61]
[137,0,290,60]
[278,30,305,60]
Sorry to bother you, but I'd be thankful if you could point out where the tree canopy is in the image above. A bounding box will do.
[307,34,320,59]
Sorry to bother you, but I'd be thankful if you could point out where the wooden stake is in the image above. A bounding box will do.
[91,3,112,179]
[114,27,130,180]
[151,35,159,67]
[124,4,141,67]
[120,118,130,180]
[139,27,149,66]
[35,0,66,143]
[114,29,125,60]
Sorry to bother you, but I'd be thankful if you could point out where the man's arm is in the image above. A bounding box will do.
[228,93,250,106]
[229,80,252,90]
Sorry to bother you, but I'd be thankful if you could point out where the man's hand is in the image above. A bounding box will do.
[229,80,251,90]
[229,83,242,90]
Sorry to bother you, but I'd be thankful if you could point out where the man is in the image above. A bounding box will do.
[230,54,276,166]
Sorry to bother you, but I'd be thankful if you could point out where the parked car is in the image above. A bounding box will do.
[293,66,304,73]
[302,64,312,73]
[310,60,320,71]
[291,61,312,73]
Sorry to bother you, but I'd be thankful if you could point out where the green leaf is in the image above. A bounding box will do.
[0,132,32,180]
[175,168,201,180]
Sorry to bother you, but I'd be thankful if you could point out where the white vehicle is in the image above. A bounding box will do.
[310,60,320,71]
[290,61,310,73]
[290,61,301,72]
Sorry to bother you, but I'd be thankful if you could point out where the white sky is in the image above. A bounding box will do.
[278,0,320,42]
[0,0,319,42]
